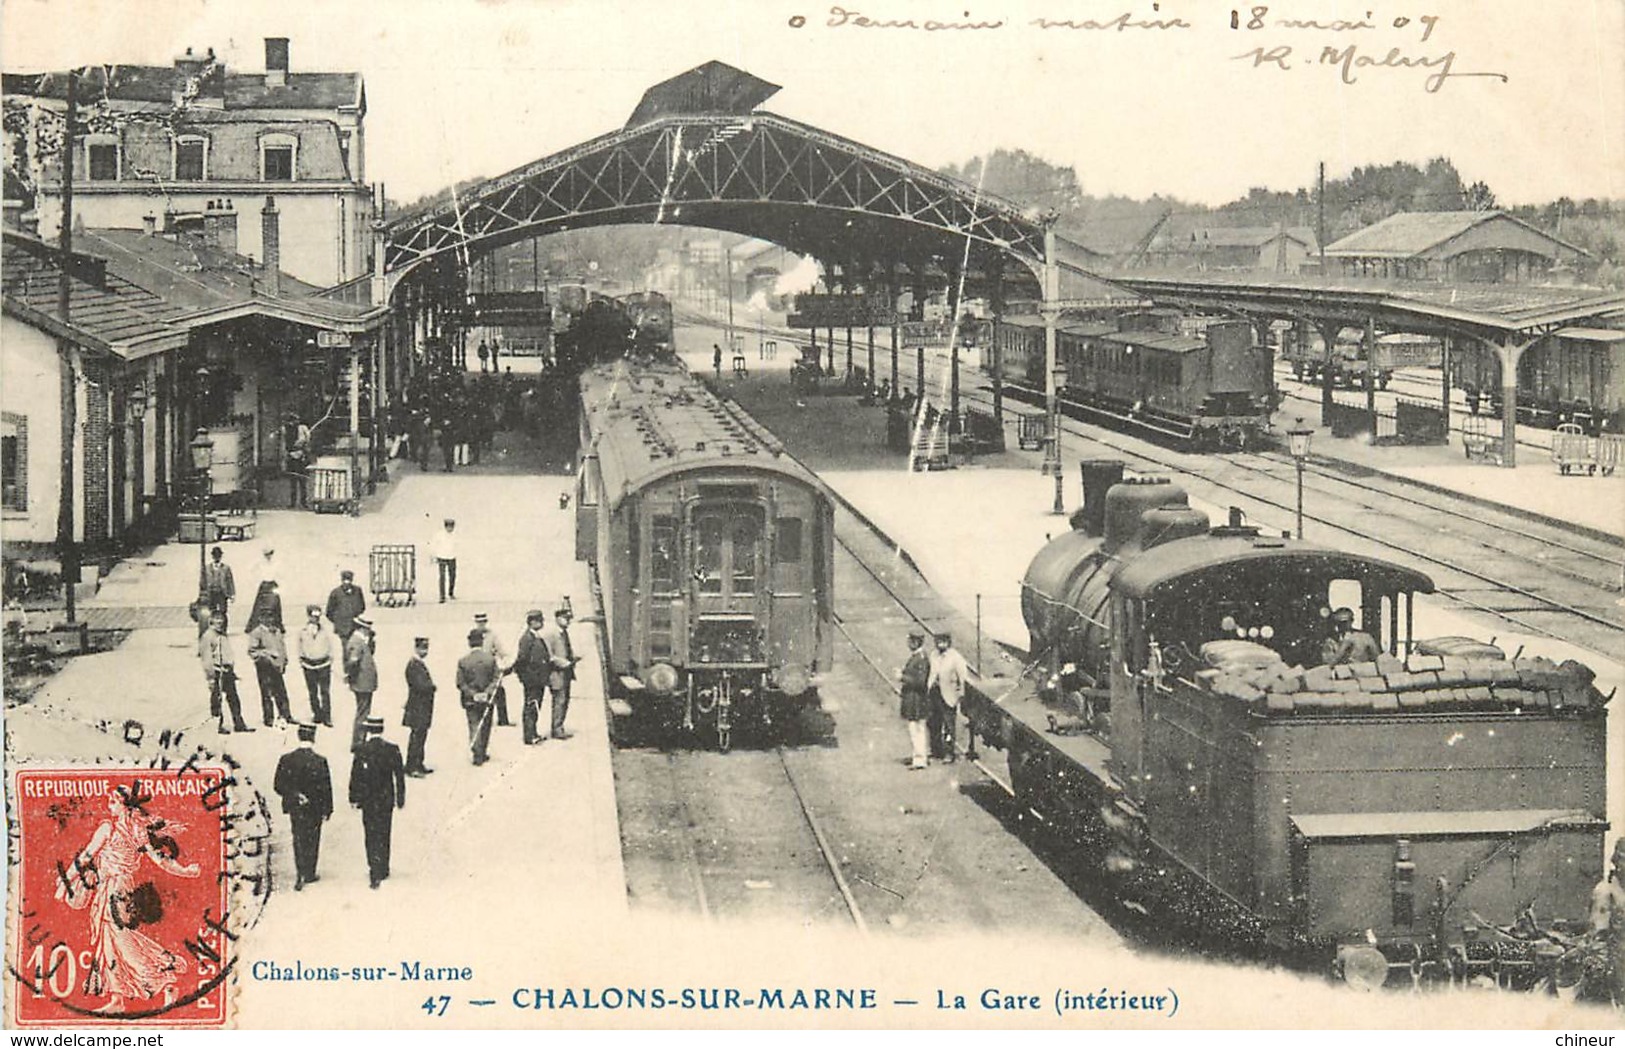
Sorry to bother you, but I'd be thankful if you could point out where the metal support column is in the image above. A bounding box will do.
[991,262,1005,426]
[1042,224,1063,514]
[1317,321,1340,413]
[1364,315,1377,431]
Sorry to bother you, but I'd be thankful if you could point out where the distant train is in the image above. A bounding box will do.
[575,359,834,750]
[991,311,1274,449]
[1280,329,1443,389]
[552,291,675,375]
[622,291,675,357]
[1452,327,1625,434]
[962,466,1611,990]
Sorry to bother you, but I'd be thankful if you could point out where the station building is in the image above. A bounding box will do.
[1324,211,1588,284]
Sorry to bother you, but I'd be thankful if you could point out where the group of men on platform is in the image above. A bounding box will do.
[264,602,580,892]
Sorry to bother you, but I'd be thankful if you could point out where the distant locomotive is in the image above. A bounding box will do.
[576,359,834,749]
[1452,327,1625,434]
[622,291,675,357]
[1281,328,1443,389]
[992,311,1274,448]
[963,466,1611,988]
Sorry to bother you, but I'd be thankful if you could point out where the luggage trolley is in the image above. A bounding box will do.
[1552,423,1597,475]
[369,544,417,606]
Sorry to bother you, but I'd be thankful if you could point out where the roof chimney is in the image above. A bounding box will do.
[260,196,281,297]
[172,47,223,108]
[217,199,237,255]
[265,38,289,88]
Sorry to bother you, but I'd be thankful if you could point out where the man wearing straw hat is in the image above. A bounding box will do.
[456,628,500,766]
[348,716,405,890]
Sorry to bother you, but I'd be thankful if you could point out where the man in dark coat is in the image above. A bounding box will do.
[273,724,333,890]
[513,609,551,745]
[325,570,367,641]
[455,629,499,765]
[200,546,235,634]
[345,615,380,751]
[402,637,436,776]
[897,630,931,770]
[348,716,405,889]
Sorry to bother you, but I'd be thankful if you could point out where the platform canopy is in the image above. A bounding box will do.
[384,62,1137,306]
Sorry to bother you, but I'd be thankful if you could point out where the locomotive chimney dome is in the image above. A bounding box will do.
[1102,477,1189,555]
[1138,503,1210,550]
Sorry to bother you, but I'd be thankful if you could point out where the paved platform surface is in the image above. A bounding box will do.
[3,434,626,1026]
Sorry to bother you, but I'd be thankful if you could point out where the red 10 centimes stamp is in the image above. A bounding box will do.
[10,766,238,1026]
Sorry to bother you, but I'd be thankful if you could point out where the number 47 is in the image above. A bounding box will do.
[422,995,451,1017]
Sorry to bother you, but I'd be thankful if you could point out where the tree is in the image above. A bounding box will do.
[1463,180,1498,212]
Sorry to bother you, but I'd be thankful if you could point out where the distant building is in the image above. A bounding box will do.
[1154,226,1319,273]
[1324,211,1587,283]
[4,38,372,287]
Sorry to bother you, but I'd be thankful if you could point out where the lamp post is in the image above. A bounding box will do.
[190,428,215,582]
[1050,364,1067,515]
[1288,419,1314,539]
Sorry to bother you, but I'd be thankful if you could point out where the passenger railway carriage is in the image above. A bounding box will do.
[576,360,834,749]
[1452,327,1625,433]
[992,312,1274,448]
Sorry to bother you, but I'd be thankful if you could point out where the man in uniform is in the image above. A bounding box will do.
[348,716,405,890]
[474,612,513,727]
[897,630,932,770]
[403,637,436,777]
[297,604,336,726]
[1321,607,1381,665]
[200,546,235,634]
[926,632,970,762]
[199,610,253,734]
[540,604,581,740]
[513,609,552,745]
[273,724,333,891]
[345,615,379,750]
[456,628,500,765]
[325,569,367,642]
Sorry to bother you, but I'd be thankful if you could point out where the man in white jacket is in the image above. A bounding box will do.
[926,632,969,762]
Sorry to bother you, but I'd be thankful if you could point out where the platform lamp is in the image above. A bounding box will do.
[190,427,215,582]
[1287,419,1314,539]
[1049,364,1068,514]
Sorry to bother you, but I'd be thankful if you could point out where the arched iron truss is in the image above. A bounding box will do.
[383,112,1050,280]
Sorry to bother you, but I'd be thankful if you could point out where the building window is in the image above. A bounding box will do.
[260,134,297,182]
[2,413,26,512]
[86,139,119,181]
[174,136,207,180]
[338,131,352,177]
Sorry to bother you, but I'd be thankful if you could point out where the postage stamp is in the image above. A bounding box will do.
[9,765,245,1026]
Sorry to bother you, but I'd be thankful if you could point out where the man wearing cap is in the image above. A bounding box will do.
[274,724,333,891]
[199,546,235,634]
[348,717,405,890]
[1591,839,1625,1003]
[1321,607,1380,666]
[199,610,253,734]
[540,604,581,740]
[325,569,367,642]
[345,616,380,750]
[513,610,552,745]
[473,612,514,727]
[402,637,436,776]
[456,629,500,765]
[926,632,970,762]
[897,631,932,770]
[247,603,294,727]
[432,519,459,603]
[297,604,336,726]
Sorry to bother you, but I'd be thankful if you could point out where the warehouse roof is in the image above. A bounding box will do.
[1325,210,1587,260]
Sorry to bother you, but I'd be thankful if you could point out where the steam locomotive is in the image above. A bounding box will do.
[575,358,834,749]
[962,463,1611,988]
[991,311,1275,449]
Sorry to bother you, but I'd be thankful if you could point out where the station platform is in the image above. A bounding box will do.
[3,448,627,1026]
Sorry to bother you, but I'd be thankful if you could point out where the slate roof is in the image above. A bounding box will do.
[1324,211,1585,259]
[1,231,186,357]
[1188,226,1317,250]
[3,66,362,111]
[626,61,780,128]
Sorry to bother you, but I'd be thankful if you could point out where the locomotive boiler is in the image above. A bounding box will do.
[576,359,834,749]
[964,463,1611,988]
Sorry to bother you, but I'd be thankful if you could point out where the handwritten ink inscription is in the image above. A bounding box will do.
[791,5,1508,93]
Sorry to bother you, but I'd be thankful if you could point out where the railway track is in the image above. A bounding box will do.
[898,358,1625,653]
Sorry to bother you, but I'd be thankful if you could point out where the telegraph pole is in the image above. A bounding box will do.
[57,68,79,624]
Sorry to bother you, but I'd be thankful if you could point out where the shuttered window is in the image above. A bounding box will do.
[2,414,26,512]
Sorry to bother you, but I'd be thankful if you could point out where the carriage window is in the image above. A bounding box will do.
[650,515,678,593]
[696,517,724,594]
[731,516,758,592]
[775,518,802,563]
[626,504,639,587]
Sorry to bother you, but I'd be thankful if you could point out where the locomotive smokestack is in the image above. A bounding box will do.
[1075,459,1126,537]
